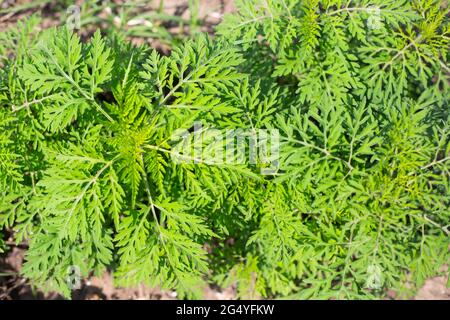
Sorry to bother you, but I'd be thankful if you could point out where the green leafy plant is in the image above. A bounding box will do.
[1,0,449,299]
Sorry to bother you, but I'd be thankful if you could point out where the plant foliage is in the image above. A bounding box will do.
[1,0,449,299]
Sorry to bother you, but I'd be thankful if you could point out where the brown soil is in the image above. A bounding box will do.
[0,246,236,300]
[415,275,450,300]
[1,0,236,55]
[0,0,236,33]
[1,246,448,300]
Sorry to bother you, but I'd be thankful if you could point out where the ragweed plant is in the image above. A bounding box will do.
[0,0,449,299]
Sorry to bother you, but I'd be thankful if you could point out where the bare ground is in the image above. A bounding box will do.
[0,246,236,300]
[1,246,448,300]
